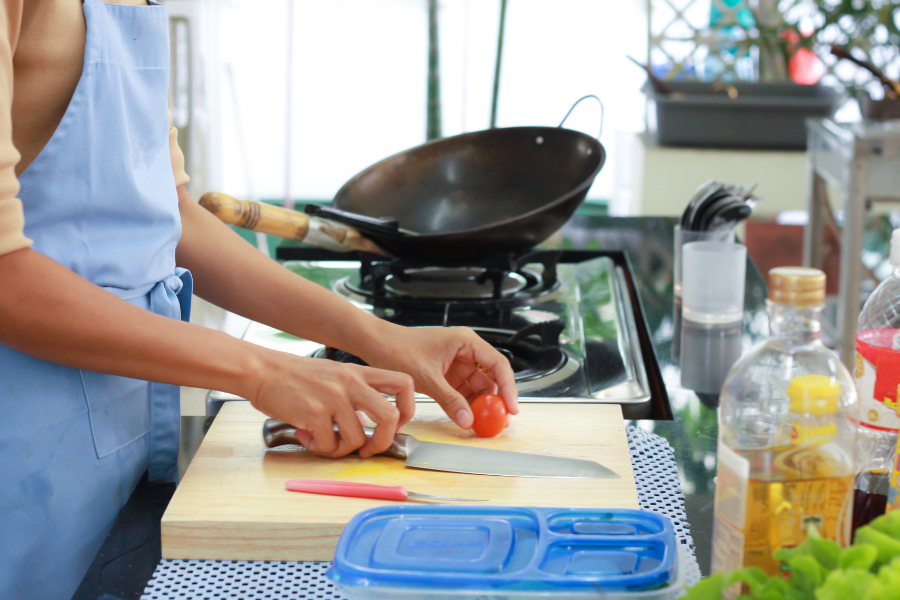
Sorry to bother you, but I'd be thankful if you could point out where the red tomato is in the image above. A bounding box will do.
[470,393,508,438]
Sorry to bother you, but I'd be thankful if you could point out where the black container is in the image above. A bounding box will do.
[645,81,844,150]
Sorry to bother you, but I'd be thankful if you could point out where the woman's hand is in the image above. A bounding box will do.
[244,348,415,458]
[358,325,518,430]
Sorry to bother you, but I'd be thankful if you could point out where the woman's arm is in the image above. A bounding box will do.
[0,246,414,458]
[174,185,518,429]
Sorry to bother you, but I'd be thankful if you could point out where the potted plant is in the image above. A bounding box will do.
[731,0,900,92]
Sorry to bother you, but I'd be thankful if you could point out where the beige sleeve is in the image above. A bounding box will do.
[0,0,28,257]
[168,111,190,188]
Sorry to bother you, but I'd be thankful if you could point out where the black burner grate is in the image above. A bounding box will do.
[341,250,565,310]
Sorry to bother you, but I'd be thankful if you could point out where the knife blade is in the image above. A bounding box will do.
[262,419,618,479]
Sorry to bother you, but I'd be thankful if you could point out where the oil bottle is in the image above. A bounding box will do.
[711,267,857,591]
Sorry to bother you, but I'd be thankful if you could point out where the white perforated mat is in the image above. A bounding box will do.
[142,427,701,599]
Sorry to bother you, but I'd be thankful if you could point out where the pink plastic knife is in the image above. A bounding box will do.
[285,479,486,503]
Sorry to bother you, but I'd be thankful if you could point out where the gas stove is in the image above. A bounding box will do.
[206,248,668,420]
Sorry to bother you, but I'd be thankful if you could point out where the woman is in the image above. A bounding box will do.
[0,2,517,599]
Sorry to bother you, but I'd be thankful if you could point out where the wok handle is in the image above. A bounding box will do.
[198,192,387,254]
[304,204,404,237]
[558,94,605,140]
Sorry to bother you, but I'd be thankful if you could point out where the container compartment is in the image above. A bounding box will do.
[546,509,666,536]
[371,518,514,572]
[540,540,667,581]
[340,507,540,584]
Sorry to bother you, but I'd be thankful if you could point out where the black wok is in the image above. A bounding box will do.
[306,123,605,264]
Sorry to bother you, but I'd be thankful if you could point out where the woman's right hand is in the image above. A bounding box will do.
[242,349,415,459]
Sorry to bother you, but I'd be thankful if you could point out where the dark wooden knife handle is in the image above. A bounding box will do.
[262,418,412,459]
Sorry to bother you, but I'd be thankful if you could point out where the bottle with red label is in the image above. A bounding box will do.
[854,229,900,529]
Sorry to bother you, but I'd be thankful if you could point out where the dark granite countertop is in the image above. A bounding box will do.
[73,215,768,599]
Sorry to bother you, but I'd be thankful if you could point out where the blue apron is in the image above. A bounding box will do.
[0,2,189,598]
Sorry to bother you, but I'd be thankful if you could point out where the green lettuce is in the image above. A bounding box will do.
[685,511,900,600]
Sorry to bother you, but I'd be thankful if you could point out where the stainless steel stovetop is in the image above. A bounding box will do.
[206,249,668,419]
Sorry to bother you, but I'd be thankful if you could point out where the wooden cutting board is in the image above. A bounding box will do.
[161,401,637,561]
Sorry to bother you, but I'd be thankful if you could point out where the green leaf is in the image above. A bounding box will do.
[726,567,770,594]
[869,511,900,541]
[684,572,726,600]
[758,576,804,600]
[874,558,900,600]
[806,537,840,572]
[815,569,878,600]
[854,527,900,568]
[786,555,827,594]
[838,544,878,571]
[772,525,837,572]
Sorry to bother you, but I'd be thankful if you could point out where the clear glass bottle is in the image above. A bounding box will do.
[711,267,857,588]
[855,229,900,522]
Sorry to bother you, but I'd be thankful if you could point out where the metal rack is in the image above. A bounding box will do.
[803,117,900,365]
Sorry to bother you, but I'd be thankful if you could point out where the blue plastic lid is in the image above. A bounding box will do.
[327,506,677,593]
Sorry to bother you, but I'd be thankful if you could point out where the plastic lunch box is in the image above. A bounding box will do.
[326,506,686,600]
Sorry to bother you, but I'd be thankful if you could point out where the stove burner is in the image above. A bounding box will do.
[334,250,565,310]
[473,322,567,382]
[312,321,570,384]
[383,268,529,299]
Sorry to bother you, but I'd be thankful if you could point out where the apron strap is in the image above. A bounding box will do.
[147,268,193,482]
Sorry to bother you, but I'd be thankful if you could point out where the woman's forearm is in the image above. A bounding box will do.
[174,186,393,360]
[0,246,264,399]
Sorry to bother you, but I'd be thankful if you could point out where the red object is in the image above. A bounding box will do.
[857,332,900,411]
[471,393,509,438]
[784,28,823,85]
[286,479,408,501]
[790,47,822,85]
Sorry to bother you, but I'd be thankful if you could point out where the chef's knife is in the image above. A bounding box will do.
[263,419,619,479]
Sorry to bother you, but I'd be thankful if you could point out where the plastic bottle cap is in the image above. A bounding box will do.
[768,267,826,308]
[891,229,900,267]
[787,375,840,415]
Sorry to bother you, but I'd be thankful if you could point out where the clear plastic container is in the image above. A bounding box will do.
[327,506,686,600]
[711,267,858,585]
[856,229,900,521]
[681,241,747,325]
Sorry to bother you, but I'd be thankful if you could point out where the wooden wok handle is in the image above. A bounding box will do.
[199,192,311,239]
[198,192,388,255]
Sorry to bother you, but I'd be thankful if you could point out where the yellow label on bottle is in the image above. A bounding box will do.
[790,423,837,445]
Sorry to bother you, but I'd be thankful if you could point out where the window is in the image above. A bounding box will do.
[215,0,648,210]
